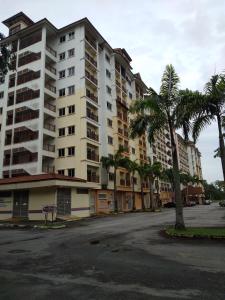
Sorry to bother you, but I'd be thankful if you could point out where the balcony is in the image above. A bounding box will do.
[44,123,55,132]
[85,70,98,86]
[14,129,38,144]
[118,128,123,135]
[86,89,98,103]
[43,144,55,152]
[8,76,15,88]
[85,52,97,68]
[19,31,42,50]
[86,108,98,122]
[116,80,121,88]
[46,64,56,75]
[44,102,56,112]
[18,52,41,67]
[85,36,97,52]
[87,129,99,141]
[45,83,56,94]
[87,173,99,183]
[17,70,40,85]
[16,88,40,104]
[12,152,38,165]
[46,45,57,57]
[42,165,55,173]
[87,150,99,162]
[15,110,39,124]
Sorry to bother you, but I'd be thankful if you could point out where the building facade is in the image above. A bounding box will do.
[0,12,204,220]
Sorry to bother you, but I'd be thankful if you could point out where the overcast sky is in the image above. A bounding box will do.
[0,0,224,183]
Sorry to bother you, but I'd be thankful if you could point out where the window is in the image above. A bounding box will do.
[108,136,113,145]
[68,146,75,156]
[106,69,111,78]
[107,118,112,127]
[68,105,75,114]
[68,168,75,177]
[58,169,65,175]
[59,88,65,97]
[68,66,75,77]
[106,85,111,94]
[107,102,112,110]
[59,52,65,60]
[105,54,110,63]
[133,177,137,184]
[58,148,65,157]
[68,85,75,95]
[68,31,75,40]
[60,35,66,43]
[68,48,75,58]
[77,188,88,194]
[68,125,75,135]
[0,107,2,114]
[0,91,4,99]
[132,147,135,154]
[129,92,133,99]
[59,107,65,116]
[59,70,65,79]
[59,128,65,137]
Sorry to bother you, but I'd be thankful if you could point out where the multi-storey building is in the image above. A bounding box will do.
[0,12,150,219]
[0,12,205,220]
[176,133,189,174]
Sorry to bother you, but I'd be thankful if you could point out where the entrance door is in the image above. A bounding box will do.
[57,188,71,216]
[13,190,29,218]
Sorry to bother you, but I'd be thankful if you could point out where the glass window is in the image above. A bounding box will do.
[59,107,65,116]
[68,146,75,156]
[58,148,65,157]
[68,85,75,95]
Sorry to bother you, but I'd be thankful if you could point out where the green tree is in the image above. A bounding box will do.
[101,146,127,212]
[191,75,225,183]
[145,160,162,211]
[130,64,193,229]
[0,33,14,81]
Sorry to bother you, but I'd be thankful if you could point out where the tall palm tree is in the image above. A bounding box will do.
[130,64,192,229]
[191,74,225,182]
[145,160,162,211]
[101,146,127,212]
[123,159,138,211]
[136,163,148,210]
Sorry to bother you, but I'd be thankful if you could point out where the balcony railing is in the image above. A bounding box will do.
[46,64,57,75]
[87,173,99,183]
[14,131,38,144]
[12,153,38,165]
[85,36,97,50]
[86,109,98,122]
[87,151,99,162]
[86,89,98,103]
[19,32,42,50]
[16,89,40,104]
[44,123,56,132]
[44,102,56,112]
[9,77,15,88]
[46,45,57,57]
[15,110,39,123]
[42,165,55,173]
[118,128,123,135]
[85,70,98,86]
[116,80,121,88]
[85,52,97,67]
[17,70,40,85]
[87,130,99,141]
[45,83,56,94]
[18,52,41,67]
[43,144,55,152]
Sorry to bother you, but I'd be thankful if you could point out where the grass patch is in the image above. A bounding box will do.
[35,223,66,229]
[165,227,225,239]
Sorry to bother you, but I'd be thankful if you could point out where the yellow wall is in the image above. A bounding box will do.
[0,193,13,220]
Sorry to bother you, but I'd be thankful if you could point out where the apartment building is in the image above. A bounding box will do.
[0,12,205,220]
[0,12,150,220]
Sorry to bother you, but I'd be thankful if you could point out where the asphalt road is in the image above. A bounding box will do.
[0,203,225,300]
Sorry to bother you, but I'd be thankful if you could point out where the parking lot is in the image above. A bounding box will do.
[0,203,225,299]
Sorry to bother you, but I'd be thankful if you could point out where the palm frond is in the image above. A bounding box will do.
[192,114,214,142]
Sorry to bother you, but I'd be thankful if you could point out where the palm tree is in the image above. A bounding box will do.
[130,64,192,229]
[191,74,225,182]
[123,159,138,211]
[0,33,15,81]
[101,146,127,212]
[136,163,148,210]
[145,160,162,211]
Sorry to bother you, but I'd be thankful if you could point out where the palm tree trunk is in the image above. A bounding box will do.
[149,179,155,211]
[169,124,185,229]
[217,113,225,184]
[113,168,118,212]
[141,180,145,210]
[132,172,136,211]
